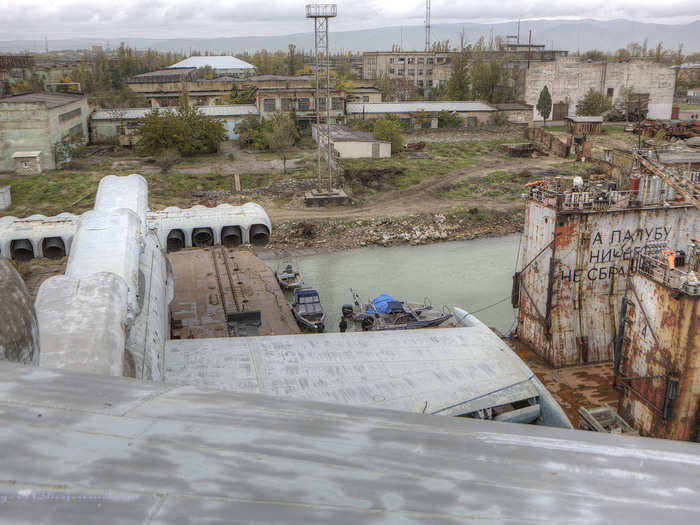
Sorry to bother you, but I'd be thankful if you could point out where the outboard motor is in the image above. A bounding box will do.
[221,226,242,248]
[192,227,213,248]
[11,239,33,261]
[249,224,270,246]
[167,229,185,252]
[341,304,354,318]
[42,237,66,259]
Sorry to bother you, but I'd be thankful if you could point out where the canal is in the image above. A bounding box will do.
[261,233,521,334]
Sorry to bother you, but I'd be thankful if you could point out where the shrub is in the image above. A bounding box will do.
[373,119,404,154]
[347,119,376,132]
[438,110,463,128]
[156,150,181,173]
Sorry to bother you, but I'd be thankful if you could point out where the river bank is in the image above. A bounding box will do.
[264,208,524,252]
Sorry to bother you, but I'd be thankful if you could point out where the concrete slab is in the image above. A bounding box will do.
[304,188,350,206]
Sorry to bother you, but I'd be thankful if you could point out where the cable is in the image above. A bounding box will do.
[468,296,510,315]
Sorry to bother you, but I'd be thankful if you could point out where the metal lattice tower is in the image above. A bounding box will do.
[306,4,337,192]
[424,0,431,52]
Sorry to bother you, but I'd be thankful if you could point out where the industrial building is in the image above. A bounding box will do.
[346,101,497,128]
[90,104,258,144]
[0,92,88,172]
[168,55,255,78]
[524,57,676,120]
[312,124,391,159]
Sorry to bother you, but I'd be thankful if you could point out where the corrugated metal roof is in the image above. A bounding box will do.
[91,105,258,120]
[566,116,604,123]
[347,101,496,114]
[164,326,543,417]
[169,56,255,70]
[494,102,533,111]
[0,92,85,109]
[2,359,700,523]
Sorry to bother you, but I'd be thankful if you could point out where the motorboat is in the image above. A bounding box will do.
[291,288,326,332]
[276,260,302,290]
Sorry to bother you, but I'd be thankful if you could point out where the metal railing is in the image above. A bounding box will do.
[635,252,700,295]
[305,4,337,17]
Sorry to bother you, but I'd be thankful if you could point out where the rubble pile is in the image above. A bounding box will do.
[265,212,523,251]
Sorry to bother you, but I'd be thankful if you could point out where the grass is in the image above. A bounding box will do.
[342,138,529,192]
[445,170,533,201]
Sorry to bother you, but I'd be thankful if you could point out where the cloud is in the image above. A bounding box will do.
[0,0,698,40]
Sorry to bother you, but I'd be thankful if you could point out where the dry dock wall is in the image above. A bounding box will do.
[517,200,699,367]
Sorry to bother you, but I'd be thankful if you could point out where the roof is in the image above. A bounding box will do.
[169,56,254,70]
[657,151,700,164]
[2,359,700,523]
[11,151,41,158]
[0,92,84,109]
[237,74,315,82]
[164,326,543,417]
[494,102,533,111]
[128,68,196,80]
[347,101,496,114]
[566,116,604,123]
[91,105,258,120]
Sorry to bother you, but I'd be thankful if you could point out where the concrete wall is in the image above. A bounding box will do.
[332,140,391,159]
[0,97,88,172]
[524,57,676,121]
[501,109,533,126]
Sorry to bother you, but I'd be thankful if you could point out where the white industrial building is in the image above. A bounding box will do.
[0,92,89,172]
[168,56,255,78]
[312,123,391,159]
[90,104,258,144]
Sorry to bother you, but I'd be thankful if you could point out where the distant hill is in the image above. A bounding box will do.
[1,18,699,55]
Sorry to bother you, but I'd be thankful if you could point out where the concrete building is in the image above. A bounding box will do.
[255,87,347,127]
[168,56,255,78]
[0,92,88,172]
[90,104,258,144]
[492,102,534,126]
[523,57,676,121]
[11,151,42,174]
[312,124,391,159]
[688,87,700,104]
[346,101,496,128]
[127,69,236,107]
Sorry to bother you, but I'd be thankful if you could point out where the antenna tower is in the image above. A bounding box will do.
[306,4,337,192]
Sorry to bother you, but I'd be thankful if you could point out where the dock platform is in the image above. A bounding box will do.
[168,246,300,339]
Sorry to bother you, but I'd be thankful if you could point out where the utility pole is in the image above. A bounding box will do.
[424,0,431,100]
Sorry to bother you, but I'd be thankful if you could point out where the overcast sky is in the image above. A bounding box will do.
[1,0,699,40]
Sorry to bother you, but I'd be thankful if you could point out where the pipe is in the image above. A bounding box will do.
[11,239,33,261]
[166,229,185,252]
[249,224,270,246]
[221,226,242,248]
[42,237,66,259]
[192,227,213,248]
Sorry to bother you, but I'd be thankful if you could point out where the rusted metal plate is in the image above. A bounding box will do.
[518,200,699,367]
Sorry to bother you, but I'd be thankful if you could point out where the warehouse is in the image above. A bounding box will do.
[90,104,258,144]
[346,101,496,128]
[168,56,255,78]
[0,92,88,172]
[312,124,391,159]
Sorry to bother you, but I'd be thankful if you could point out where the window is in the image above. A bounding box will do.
[427,57,434,64]
[418,69,423,76]
[691,171,700,183]
[390,68,395,74]
[389,57,395,64]
[426,68,433,76]
[281,98,292,111]
[607,88,614,97]
[408,57,415,64]
[427,80,433,87]
[59,108,81,122]
[418,57,424,65]
[331,97,343,110]
[417,80,424,88]
[398,57,405,63]
[68,123,83,138]
[316,97,327,110]
[298,98,310,110]
[263,98,276,111]
[408,68,415,75]
[362,96,369,102]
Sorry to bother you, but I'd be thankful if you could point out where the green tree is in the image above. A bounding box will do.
[373,118,404,154]
[229,85,256,104]
[536,86,552,127]
[138,94,226,157]
[287,44,297,76]
[235,115,267,150]
[263,111,299,174]
[576,88,612,116]
[469,37,510,103]
[447,35,470,100]
[437,110,463,129]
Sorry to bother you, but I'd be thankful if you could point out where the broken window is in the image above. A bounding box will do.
[362,96,369,102]
[298,98,310,111]
[427,57,434,64]
[418,69,423,76]
[263,98,276,111]
[607,87,614,98]
[316,97,327,110]
[281,98,292,111]
[408,57,415,64]
[331,97,343,110]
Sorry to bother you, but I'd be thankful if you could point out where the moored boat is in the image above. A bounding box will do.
[276,260,302,290]
[342,292,452,331]
[291,288,326,332]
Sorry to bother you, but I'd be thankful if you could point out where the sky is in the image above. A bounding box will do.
[1,0,699,40]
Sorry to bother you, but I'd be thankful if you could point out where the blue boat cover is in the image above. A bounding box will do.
[297,289,319,298]
[367,294,399,314]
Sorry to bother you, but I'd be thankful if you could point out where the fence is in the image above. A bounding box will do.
[524,127,571,158]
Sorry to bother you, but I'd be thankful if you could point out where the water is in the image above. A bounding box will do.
[261,234,522,334]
